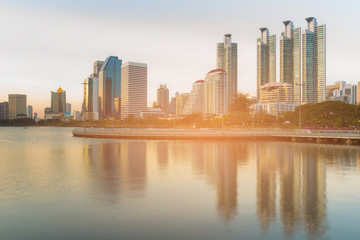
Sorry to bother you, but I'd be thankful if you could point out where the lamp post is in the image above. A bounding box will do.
[295,82,304,130]
[81,81,88,132]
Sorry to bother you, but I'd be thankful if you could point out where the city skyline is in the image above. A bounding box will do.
[1,1,360,117]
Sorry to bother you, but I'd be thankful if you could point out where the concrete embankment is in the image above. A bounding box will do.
[72,128,360,145]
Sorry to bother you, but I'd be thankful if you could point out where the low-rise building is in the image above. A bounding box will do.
[140,108,165,119]
[255,82,297,116]
[327,81,357,105]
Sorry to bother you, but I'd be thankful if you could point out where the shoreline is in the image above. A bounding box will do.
[72,128,360,146]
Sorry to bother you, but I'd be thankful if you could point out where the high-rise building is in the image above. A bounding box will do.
[168,95,177,115]
[157,84,169,115]
[83,76,99,120]
[66,103,71,113]
[27,105,33,118]
[120,61,147,119]
[183,80,205,115]
[257,28,276,100]
[92,61,104,78]
[280,21,301,104]
[114,97,121,120]
[33,112,38,120]
[8,94,27,119]
[176,93,189,116]
[302,17,326,104]
[217,34,237,107]
[99,56,122,119]
[51,87,66,114]
[204,69,227,115]
[0,102,9,120]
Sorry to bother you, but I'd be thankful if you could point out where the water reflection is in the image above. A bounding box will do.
[256,143,327,237]
[79,140,360,238]
[84,141,147,202]
[3,129,360,239]
[202,143,238,221]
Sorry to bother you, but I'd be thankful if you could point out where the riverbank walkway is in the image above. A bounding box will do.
[72,128,360,145]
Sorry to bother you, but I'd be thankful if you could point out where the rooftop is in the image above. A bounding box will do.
[207,69,225,74]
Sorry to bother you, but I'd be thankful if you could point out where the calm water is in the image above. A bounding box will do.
[1,127,360,240]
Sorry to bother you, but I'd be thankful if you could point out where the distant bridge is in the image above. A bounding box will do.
[72,128,360,145]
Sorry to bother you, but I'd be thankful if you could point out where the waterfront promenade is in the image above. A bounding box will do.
[72,128,360,145]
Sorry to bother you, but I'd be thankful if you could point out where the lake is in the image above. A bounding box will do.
[1,127,359,239]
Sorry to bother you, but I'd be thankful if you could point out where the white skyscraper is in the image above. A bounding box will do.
[204,69,227,115]
[121,62,147,119]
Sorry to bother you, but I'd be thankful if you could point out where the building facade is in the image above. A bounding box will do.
[204,69,227,115]
[327,81,357,105]
[217,34,237,106]
[168,94,178,115]
[176,93,189,116]
[0,102,9,120]
[280,21,301,104]
[257,28,276,100]
[120,62,147,119]
[92,61,104,78]
[66,103,71,114]
[256,82,297,116]
[259,82,294,104]
[183,80,204,115]
[98,56,122,119]
[51,87,66,114]
[8,94,27,119]
[157,84,169,115]
[140,108,165,119]
[302,17,326,104]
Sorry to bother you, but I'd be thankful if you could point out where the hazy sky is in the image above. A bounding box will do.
[1,0,360,117]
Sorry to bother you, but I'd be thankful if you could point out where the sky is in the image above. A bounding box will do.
[1,0,360,117]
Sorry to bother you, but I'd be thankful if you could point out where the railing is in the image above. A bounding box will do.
[73,128,360,139]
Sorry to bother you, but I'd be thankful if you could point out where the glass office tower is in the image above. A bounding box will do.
[257,28,276,100]
[302,17,326,104]
[217,34,237,108]
[98,56,122,119]
[280,21,301,104]
[83,76,99,120]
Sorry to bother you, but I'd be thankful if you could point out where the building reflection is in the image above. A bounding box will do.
[82,140,359,237]
[84,141,147,202]
[256,143,327,238]
[169,142,249,221]
[203,143,238,221]
[278,143,301,236]
[256,142,277,230]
